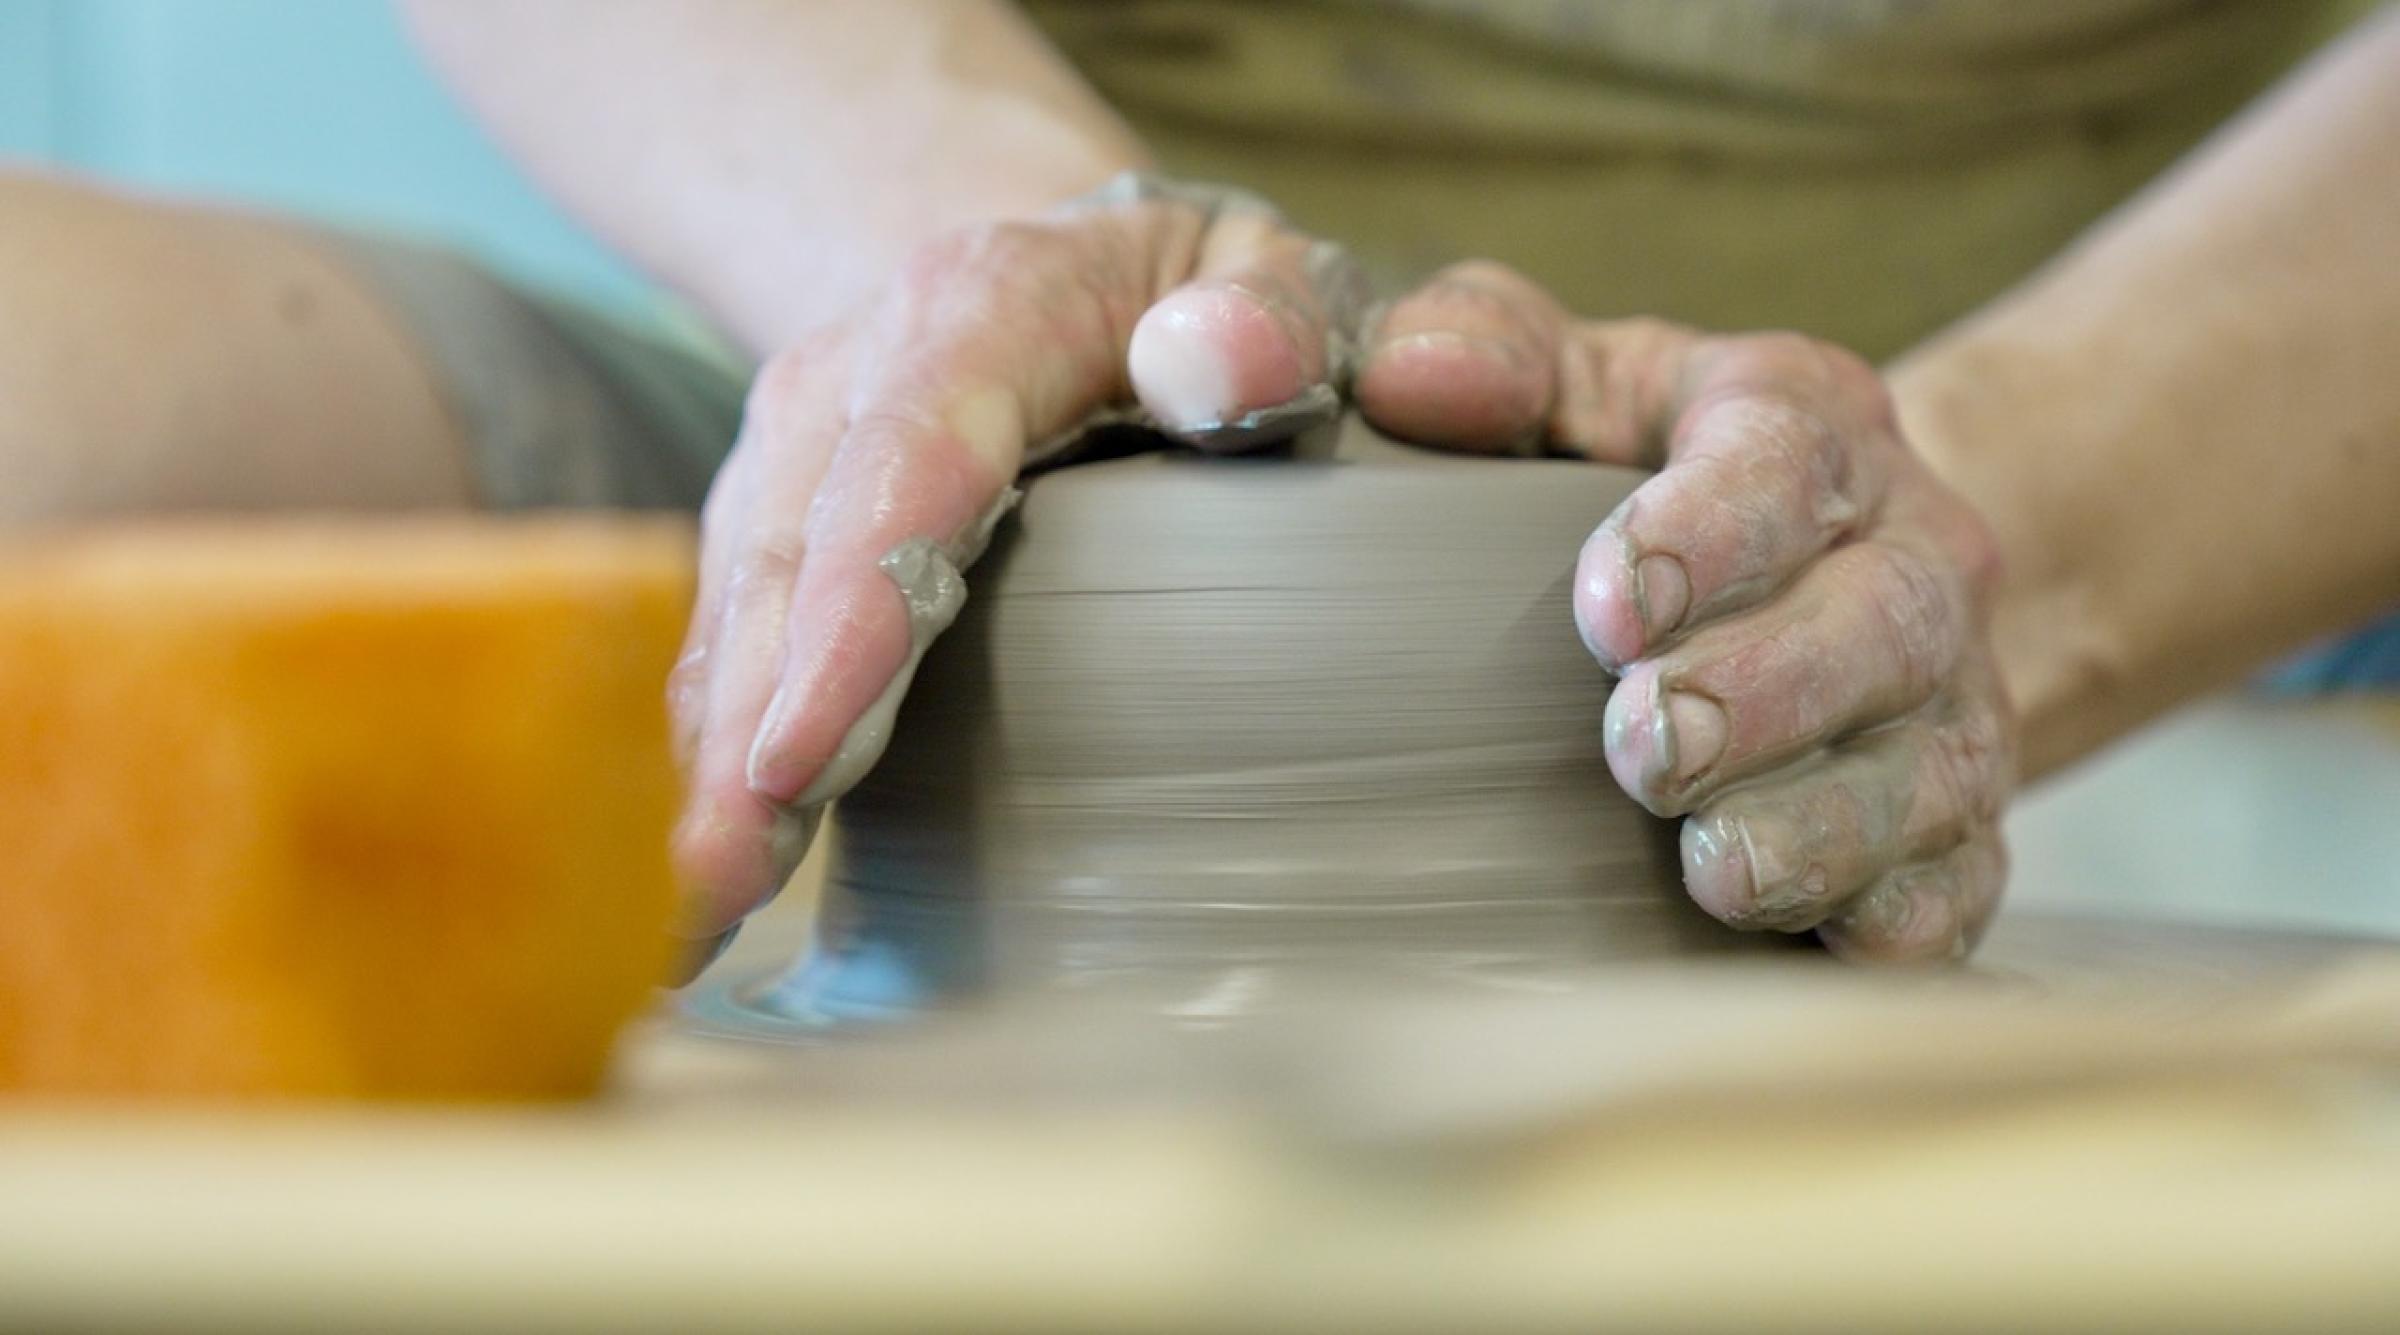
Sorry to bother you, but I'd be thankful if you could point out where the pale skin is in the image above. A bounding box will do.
[3,3,2392,967]
[0,176,475,523]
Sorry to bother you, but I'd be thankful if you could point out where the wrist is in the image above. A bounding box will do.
[723,147,1149,356]
[1888,331,2131,780]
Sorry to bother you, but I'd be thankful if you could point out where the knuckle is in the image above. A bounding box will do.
[749,346,811,401]
[1861,544,1960,702]
[1726,331,1896,435]
[1925,712,2005,828]
[741,344,822,434]
[1887,867,1967,962]
[1956,704,2014,807]
[896,217,1149,352]
[1965,836,2009,912]
[1739,329,1821,374]
[1412,259,1555,342]
[1815,341,1892,414]
[1716,393,1841,480]
[1597,317,1704,391]
[925,220,1050,276]
[1824,874,1924,960]
[1436,257,1537,296]
[1699,392,1865,539]
[1717,331,1837,401]
[739,324,852,437]
[665,649,711,730]
[1611,314,1696,347]
[697,465,746,538]
[1809,338,1874,384]
[893,221,1066,311]
[1921,840,2004,954]
[720,539,803,612]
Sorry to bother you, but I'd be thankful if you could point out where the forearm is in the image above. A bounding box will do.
[1890,4,2400,779]
[400,0,1147,355]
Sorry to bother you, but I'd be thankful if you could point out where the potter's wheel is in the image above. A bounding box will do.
[684,907,2400,1049]
[667,907,2400,1184]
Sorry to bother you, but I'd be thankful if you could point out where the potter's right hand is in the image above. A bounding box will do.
[1354,263,2016,964]
[666,174,1365,974]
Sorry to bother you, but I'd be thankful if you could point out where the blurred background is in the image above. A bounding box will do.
[0,0,659,316]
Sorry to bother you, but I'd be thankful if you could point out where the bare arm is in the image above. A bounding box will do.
[399,0,1149,355]
[1890,5,2400,779]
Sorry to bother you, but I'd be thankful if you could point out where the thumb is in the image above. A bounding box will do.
[1119,181,1368,451]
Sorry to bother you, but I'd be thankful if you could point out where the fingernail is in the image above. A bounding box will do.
[1128,300,1245,430]
[744,692,790,794]
[1576,604,1611,665]
[1681,811,1753,922]
[1635,553,1689,644]
[674,925,740,986]
[1663,692,1727,783]
[1576,529,1640,671]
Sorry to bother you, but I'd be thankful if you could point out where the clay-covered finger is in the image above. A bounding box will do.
[1353,259,1568,452]
[1679,704,2010,932]
[740,411,1018,809]
[668,456,749,775]
[1572,341,1893,668]
[744,211,1206,808]
[1818,832,2008,963]
[669,528,801,937]
[674,568,826,949]
[1130,208,1367,448]
[668,346,850,940]
[1602,536,1970,814]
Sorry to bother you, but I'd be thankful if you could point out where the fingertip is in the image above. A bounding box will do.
[670,785,780,940]
[1680,808,1756,927]
[1129,283,1313,433]
[742,683,804,798]
[1575,524,1647,669]
[1602,665,1673,815]
[669,925,740,987]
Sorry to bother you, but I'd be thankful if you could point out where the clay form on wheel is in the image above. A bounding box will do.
[752,423,1775,1023]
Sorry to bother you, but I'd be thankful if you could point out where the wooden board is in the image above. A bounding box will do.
[5,909,2399,1333]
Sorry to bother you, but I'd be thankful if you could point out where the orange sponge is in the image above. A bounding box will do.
[0,517,693,1099]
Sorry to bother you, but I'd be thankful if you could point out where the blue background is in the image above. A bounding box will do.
[0,0,658,313]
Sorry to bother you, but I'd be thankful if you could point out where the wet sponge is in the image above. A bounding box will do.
[0,518,692,1098]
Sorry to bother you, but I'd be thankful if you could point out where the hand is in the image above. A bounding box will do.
[1354,262,2016,961]
[668,175,1363,972]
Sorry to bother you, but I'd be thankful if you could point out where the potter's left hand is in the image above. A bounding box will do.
[665,173,1364,976]
[1354,263,2015,961]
